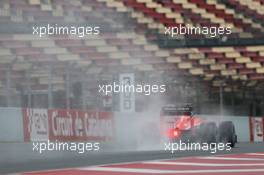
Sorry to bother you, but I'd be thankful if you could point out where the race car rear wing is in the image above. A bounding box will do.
[161,105,193,116]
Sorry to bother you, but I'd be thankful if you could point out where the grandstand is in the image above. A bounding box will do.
[1,1,264,174]
[0,0,263,116]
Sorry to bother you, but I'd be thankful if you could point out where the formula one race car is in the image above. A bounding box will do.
[160,104,237,147]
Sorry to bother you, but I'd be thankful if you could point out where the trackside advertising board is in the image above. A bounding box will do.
[23,108,114,142]
[119,73,135,113]
[249,117,264,142]
[22,108,49,142]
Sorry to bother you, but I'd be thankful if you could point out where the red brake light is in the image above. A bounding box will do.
[173,130,180,137]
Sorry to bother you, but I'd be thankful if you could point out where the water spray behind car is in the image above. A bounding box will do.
[113,93,166,151]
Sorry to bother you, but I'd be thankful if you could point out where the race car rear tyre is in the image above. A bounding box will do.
[201,122,217,144]
[218,121,237,148]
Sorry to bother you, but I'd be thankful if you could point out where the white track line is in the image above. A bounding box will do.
[79,167,171,173]
[246,153,264,156]
[143,161,264,166]
[79,167,264,174]
[16,153,264,174]
[198,157,264,161]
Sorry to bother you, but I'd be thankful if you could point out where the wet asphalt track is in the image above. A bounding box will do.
[0,142,263,174]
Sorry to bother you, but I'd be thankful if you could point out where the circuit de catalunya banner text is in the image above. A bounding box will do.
[23,108,114,142]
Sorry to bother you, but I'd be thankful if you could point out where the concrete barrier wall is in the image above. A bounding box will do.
[223,116,250,142]
[0,108,24,142]
[0,108,257,143]
[113,112,152,148]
